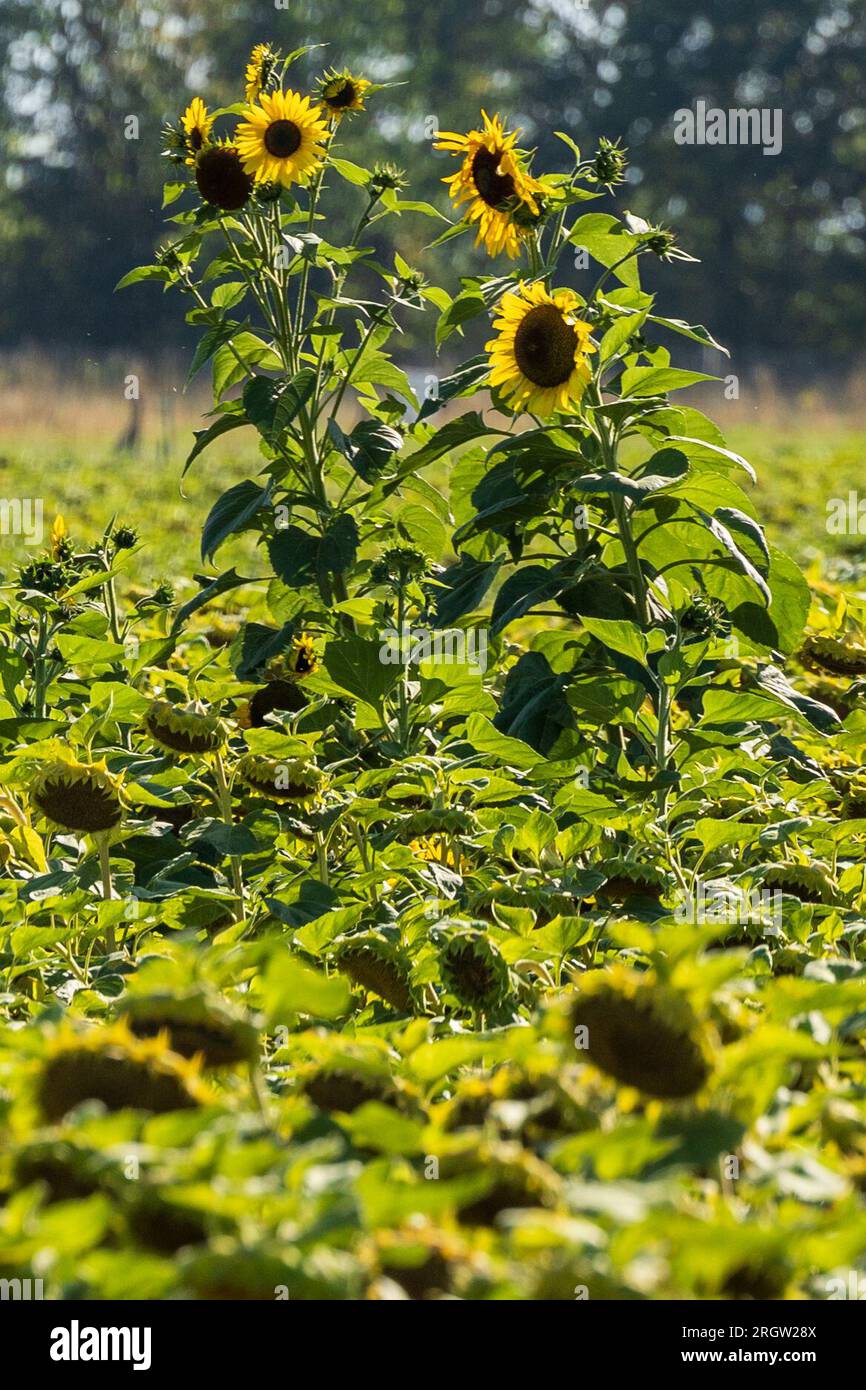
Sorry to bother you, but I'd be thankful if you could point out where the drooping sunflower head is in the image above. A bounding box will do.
[195,140,254,211]
[301,1059,405,1115]
[244,42,280,104]
[435,111,545,259]
[235,753,323,803]
[181,97,214,165]
[143,699,225,756]
[799,633,866,678]
[438,928,511,1014]
[760,862,841,906]
[595,856,669,906]
[35,1021,208,1122]
[235,88,330,188]
[317,68,372,121]
[570,965,711,1100]
[116,989,259,1069]
[332,932,416,1014]
[487,282,596,417]
[30,757,123,834]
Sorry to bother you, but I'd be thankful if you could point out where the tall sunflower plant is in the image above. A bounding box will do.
[120,44,450,706]
[425,115,824,811]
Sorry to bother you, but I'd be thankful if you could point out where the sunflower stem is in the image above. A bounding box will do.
[214,752,245,922]
[96,835,116,953]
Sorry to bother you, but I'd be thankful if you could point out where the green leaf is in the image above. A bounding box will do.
[417,359,489,421]
[201,479,271,562]
[115,264,171,290]
[261,951,351,1024]
[434,554,502,625]
[183,412,248,477]
[326,635,399,707]
[620,365,718,396]
[569,213,641,289]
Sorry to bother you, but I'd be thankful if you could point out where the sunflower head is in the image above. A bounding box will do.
[570,966,711,1099]
[144,699,225,756]
[236,88,330,189]
[195,141,254,211]
[438,928,511,1014]
[245,679,308,728]
[317,68,372,121]
[235,753,323,803]
[333,932,416,1013]
[841,775,866,820]
[455,1141,562,1226]
[435,111,545,259]
[800,633,866,678]
[13,1139,115,1204]
[760,862,840,906]
[116,989,259,1068]
[181,97,214,165]
[408,833,463,870]
[595,856,669,905]
[302,1060,404,1115]
[245,42,280,104]
[30,758,123,834]
[35,1022,208,1121]
[487,282,595,417]
[125,1187,212,1255]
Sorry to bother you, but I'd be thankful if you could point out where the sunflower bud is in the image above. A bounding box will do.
[592,136,628,187]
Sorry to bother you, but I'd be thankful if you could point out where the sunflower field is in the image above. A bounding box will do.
[3,42,866,1304]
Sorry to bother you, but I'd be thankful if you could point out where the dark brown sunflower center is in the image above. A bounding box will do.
[195,147,253,211]
[472,145,515,208]
[326,79,357,110]
[189,128,204,151]
[513,304,578,388]
[264,119,302,158]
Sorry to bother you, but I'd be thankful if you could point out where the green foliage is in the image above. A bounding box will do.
[2,41,866,1305]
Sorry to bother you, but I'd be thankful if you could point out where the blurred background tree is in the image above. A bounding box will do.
[1,0,864,364]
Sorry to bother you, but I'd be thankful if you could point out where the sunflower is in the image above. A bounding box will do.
[236,753,323,803]
[317,68,372,121]
[435,111,544,259]
[245,42,278,104]
[35,1022,208,1121]
[438,928,511,1014]
[235,88,330,188]
[570,966,711,1100]
[760,862,840,906]
[144,699,225,756]
[799,633,866,678]
[30,757,123,834]
[116,989,259,1068]
[333,932,416,1013]
[181,97,213,165]
[195,141,254,211]
[487,281,595,417]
